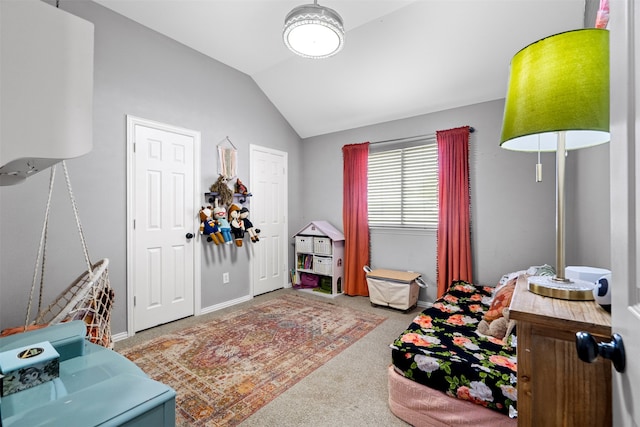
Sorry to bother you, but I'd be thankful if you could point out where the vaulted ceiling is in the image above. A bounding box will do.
[94,0,586,138]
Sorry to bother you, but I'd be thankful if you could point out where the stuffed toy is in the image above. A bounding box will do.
[228,203,245,247]
[235,178,249,195]
[240,207,260,242]
[209,174,234,208]
[477,308,514,341]
[213,199,232,244]
[484,277,517,322]
[199,206,223,245]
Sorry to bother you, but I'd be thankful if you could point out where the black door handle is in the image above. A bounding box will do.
[185,233,194,239]
[576,331,625,373]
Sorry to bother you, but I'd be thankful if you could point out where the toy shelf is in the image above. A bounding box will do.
[205,192,252,204]
[292,221,345,298]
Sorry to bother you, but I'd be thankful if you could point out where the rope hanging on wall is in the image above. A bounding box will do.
[22,161,114,348]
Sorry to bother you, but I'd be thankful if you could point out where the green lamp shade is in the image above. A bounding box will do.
[500,28,610,151]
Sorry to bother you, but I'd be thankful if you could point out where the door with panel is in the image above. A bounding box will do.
[609,2,640,424]
[250,145,288,296]
[127,116,200,333]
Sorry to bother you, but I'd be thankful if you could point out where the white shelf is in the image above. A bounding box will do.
[292,221,345,297]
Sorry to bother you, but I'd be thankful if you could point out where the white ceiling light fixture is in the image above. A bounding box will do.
[283,0,344,59]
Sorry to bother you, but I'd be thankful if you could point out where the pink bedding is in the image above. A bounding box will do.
[388,365,517,426]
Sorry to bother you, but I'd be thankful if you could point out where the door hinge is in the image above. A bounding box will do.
[133,219,136,230]
[133,142,136,153]
[134,296,136,307]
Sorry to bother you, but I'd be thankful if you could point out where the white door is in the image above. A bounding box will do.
[610,2,639,424]
[250,145,288,296]
[127,116,201,333]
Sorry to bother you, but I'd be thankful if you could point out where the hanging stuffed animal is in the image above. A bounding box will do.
[228,203,245,247]
[199,206,223,245]
[213,199,232,244]
[235,178,249,195]
[240,207,260,243]
[209,174,234,208]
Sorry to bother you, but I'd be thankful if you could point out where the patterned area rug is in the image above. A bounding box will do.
[119,294,386,426]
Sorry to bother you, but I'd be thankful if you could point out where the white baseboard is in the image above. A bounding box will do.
[200,294,253,315]
[112,331,129,343]
[113,294,254,341]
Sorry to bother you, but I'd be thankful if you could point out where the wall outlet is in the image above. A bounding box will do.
[223,272,230,284]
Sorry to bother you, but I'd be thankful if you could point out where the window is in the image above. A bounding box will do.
[368,138,438,229]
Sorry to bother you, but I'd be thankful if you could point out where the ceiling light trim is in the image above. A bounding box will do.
[283,1,344,59]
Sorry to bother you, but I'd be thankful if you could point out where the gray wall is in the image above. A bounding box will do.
[567,144,611,269]
[301,99,610,302]
[0,0,302,334]
[0,1,611,334]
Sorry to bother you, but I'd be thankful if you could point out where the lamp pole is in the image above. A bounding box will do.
[554,131,570,283]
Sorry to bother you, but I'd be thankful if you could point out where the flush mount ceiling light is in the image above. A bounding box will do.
[283,0,344,59]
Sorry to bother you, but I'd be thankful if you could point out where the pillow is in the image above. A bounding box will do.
[484,277,517,322]
[497,269,526,288]
[0,323,48,337]
[535,264,555,276]
[504,317,517,342]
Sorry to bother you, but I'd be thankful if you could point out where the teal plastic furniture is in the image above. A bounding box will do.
[0,321,176,426]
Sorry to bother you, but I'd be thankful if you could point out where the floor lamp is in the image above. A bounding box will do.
[500,28,610,300]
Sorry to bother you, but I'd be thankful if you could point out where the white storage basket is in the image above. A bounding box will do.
[313,237,332,255]
[313,256,333,275]
[295,236,313,253]
[364,267,427,311]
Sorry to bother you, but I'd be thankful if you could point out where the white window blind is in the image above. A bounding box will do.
[368,139,438,229]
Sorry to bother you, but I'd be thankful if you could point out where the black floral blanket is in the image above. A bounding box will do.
[390,281,517,417]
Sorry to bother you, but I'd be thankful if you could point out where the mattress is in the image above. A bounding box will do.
[390,281,517,417]
[388,365,516,426]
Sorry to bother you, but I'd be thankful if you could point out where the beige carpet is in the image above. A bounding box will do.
[116,288,417,426]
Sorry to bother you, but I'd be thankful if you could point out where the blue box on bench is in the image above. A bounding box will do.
[0,340,60,397]
[0,321,86,362]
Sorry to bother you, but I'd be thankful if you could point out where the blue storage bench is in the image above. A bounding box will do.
[0,321,176,427]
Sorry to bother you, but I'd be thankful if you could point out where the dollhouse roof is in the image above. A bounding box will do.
[293,221,344,242]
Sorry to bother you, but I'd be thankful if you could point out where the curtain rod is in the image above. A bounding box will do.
[370,126,475,146]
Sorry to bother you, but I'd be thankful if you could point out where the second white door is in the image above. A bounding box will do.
[250,145,288,296]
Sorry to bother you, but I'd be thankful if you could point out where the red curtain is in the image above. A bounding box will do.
[342,142,370,296]
[436,126,473,298]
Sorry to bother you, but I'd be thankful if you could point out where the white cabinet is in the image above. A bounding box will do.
[293,221,345,298]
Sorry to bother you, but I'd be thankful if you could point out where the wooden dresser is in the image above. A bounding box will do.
[509,277,612,426]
